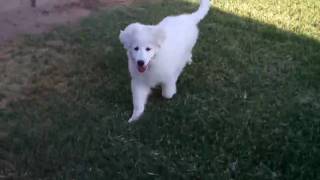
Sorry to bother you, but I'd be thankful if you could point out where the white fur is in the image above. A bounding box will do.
[119,0,211,122]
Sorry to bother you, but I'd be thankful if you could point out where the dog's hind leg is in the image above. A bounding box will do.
[129,80,150,123]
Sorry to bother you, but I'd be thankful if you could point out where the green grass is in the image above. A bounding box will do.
[1,0,320,179]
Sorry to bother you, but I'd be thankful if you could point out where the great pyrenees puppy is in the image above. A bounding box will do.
[119,0,211,122]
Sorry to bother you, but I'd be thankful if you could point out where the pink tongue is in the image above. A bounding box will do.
[138,66,146,73]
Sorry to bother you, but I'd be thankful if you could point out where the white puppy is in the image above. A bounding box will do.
[119,0,210,122]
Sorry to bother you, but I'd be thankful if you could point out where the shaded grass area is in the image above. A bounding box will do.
[1,0,320,179]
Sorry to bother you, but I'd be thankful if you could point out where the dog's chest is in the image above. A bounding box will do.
[144,67,169,86]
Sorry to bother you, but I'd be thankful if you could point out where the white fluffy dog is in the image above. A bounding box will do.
[119,0,210,122]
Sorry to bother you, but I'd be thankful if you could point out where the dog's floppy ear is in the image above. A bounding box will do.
[119,29,132,50]
[119,23,139,49]
[153,28,166,48]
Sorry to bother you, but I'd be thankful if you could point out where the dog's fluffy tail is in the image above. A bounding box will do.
[191,0,210,23]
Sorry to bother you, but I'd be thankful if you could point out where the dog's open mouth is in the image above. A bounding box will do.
[138,65,147,73]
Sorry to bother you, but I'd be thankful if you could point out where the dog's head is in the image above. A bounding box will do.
[119,23,166,73]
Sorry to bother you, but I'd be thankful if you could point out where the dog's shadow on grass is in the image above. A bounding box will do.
[0,0,319,179]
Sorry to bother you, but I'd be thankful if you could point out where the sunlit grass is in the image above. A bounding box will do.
[186,0,320,40]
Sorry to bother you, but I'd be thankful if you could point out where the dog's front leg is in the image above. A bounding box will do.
[128,80,150,123]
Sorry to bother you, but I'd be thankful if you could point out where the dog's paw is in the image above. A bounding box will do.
[128,110,143,123]
[128,117,137,123]
[162,90,176,99]
[128,116,140,123]
[162,84,176,99]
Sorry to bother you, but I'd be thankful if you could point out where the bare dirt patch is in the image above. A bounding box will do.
[0,0,134,44]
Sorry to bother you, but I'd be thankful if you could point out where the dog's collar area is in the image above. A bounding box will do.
[147,54,158,71]
[150,53,157,63]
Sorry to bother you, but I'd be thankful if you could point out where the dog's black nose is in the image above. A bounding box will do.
[137,60,144,67]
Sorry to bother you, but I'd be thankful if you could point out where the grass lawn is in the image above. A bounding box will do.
[1,0,320,179]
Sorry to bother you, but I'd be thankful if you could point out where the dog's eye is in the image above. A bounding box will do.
[134,47,139,51]
[146,47,151,51]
